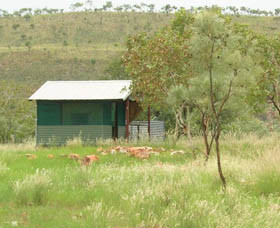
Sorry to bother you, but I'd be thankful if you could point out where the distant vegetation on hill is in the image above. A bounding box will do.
[0,4,280,85]
[1,2,280,142]
[0,11,171,85]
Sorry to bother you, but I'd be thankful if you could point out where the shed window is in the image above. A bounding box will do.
[71,113,89,125]
[37,102,61,125]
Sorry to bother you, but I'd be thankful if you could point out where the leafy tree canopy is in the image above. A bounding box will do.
[255,34,280,116]
[123,10,193,109]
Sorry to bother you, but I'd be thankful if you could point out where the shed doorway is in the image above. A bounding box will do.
[112,102,118,139]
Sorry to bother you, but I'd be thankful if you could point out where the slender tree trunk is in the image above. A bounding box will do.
[203,135,210,162]
[201,115,211,161]
[174,109,180,139]
[215,129,226,190]
[186,106,192,140]
[208,40,227,189]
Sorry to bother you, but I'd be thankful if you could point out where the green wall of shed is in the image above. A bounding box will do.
[37,100,125,126]
[36,100,126,144]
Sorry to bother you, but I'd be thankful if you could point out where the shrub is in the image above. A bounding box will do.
[225,117,269,137]
[21,34,26,40]
[12,24,20,30]
[13,169,52,206]
[90,58,96,65]
[25,41,32,51]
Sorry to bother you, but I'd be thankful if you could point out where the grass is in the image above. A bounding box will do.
[13,169,52,206]
[0,134,280,227]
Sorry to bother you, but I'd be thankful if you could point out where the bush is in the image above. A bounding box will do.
[225,117,269,136]
[13,169,52,206]
[90,58,96,65]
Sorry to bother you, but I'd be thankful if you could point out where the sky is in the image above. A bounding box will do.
[1,0,278,12]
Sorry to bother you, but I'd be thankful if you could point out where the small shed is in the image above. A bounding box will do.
[29,80,142,145]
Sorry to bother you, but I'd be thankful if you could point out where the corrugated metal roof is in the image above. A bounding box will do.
[29,80,132,101]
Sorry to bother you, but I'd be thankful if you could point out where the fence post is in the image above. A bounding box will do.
[148,106,151,140]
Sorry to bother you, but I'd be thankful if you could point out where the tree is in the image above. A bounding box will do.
[275,8,280,16]
[121,4,131,12]
[123,10,193,135]
[105,57,129,80]
[124,9,261,189]
[179,11,260,188]
[240,6,248,15]
[140,3,148,12]
[34,9,42,15]
[161,4,172,14]
[147,4,155,13]
[123,10,193,137]
[0,81,35,143]
[70,2,84,12]
[227,6,239,15]
[102,1,113,11]
[0,10,9,17]
[25,41,32,51]
[23,14,31,21]
[166,85,194,139]
[133,4,141,12]
[255,35,280,118]
[12,24,20,30]
[114,6,123,12]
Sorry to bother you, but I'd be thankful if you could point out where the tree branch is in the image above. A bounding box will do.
[217,80,233,117]
[268,95,280,116]
[209,39,218,120]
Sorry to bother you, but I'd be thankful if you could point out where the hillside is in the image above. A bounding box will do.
[0,11,280,142]
[0,12,172,86]
[0,12,280,86]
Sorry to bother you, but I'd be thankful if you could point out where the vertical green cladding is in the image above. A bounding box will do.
[118,102,125,126]
[62,102,105,125]
[61,101,125,126]
[37,100,125,126]
[103,101,112,125]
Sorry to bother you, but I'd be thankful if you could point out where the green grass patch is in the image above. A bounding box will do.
[247,169,280,197]
[1,135,280,227]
